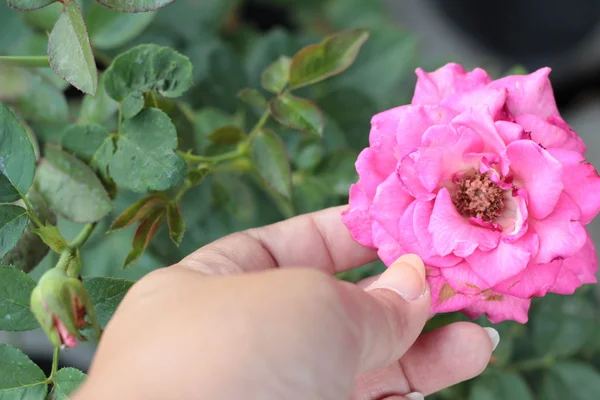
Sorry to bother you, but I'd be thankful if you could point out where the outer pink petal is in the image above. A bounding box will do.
[441,88,507,118]
[355,148,396,199]
[370,174,414,239]
[396,152,436,201]
[451,106,509,175]
[465,232,539,287]
[343,183,375,248]
[493,256,562,298]
[530,193,587,264]
[550,232,598,294]
[428,274,478,314]
[462,295,531,324]
[429,188,501,257]
[516,114,586,153]
[547,148,600,224]
[506,140,563,220]
[487,67,559,119]
[547,115,587,154]
[372,221,408,266]
[440,261,491,294]
[412,63,491,105]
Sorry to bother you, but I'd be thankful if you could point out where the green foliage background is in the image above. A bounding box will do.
[1,0,600,399]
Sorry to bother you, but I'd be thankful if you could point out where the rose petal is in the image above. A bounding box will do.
[462,294,531,324]
[412,200,462,267]
[396,152,436,201]
[530,193,587,264]
[550,232,598,294]
[441,88,507,118]
[370,174,414,239]
[428,274,478,314]
[440,261,491,294]
[412,63,491,105]
[466,232,539,287]
[429,188,501,257]
[487,67,559,119]
[451,106,509,175]
[497,189,529,242]
[495,120,524,145]
[372,221,408,266]
[343,182,375,247]
[548,148,600,224]
[391,105,456,159]
[516,113,586,153]
[493,257,562,298]
[506,140,563,220]
[54,316,78,348]
[547,115,587,154]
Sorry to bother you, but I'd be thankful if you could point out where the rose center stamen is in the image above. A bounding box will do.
[454,172,504,222]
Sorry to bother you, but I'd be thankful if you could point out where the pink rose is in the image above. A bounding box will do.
[343,63,600,323]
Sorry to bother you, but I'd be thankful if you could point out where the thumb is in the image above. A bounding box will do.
[339,254,431,374]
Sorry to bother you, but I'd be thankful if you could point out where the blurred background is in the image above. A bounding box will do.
[2,0,600,398]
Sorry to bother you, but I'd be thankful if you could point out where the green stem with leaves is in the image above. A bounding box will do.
[47,346,60,383]
[55,223,97,276]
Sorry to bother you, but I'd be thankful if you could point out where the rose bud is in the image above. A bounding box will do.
[30,268,100,348]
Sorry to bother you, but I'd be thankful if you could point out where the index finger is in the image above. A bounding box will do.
[178,206,378,275]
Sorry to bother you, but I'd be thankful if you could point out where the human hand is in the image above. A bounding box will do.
[72,206,498,400]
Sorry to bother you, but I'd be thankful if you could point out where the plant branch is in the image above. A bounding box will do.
[70,223,96,249]
[0,56,50,68]
[179,149,243,164]
[21,196,44,229]
[507,354,556,372]
[248,107,270,140]
[48,346,60,382]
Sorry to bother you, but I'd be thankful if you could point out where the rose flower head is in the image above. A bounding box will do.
[343,63,600,323]
[30,268,100,348]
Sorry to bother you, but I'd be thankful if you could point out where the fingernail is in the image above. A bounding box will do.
[366,254,426,302]
[405,392,425,400]
[484,327,500,351]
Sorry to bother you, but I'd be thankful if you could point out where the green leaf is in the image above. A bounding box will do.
[532,294,595,357]
[49,368,87,400]
[0,105,36,202]
[166,201,184,246]
[32,223,67,253]
[84,276,134,327]
[251,128,292,199]
[7,0,54,11]
[469,372,533,400]
[86,2,155,49]
[48,1,98,95]
[123,208,164,269]
[261,56,291,93]
[0,266,38,331]
[270,93,324,136]
[294,141,325,171]
[288,29,369,90]
[542,362,600,400]
[62,123,115,180]
[237,88,268,116]
[0,344,47,399]
[121,93,145,119]
[94,0,175,12]
[194,107,236,143]
[109,195,165,232]
[208,126,247,145]
[104,44,193,105]
[110,108,185,192]
[322,26,418,109]
[36,146,112,223]
[14,74,70,124]
[0,205,29,259]
[2,190,56,273]
[79,73,119,124]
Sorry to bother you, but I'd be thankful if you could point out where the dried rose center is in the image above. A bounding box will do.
[454,173,504,221]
